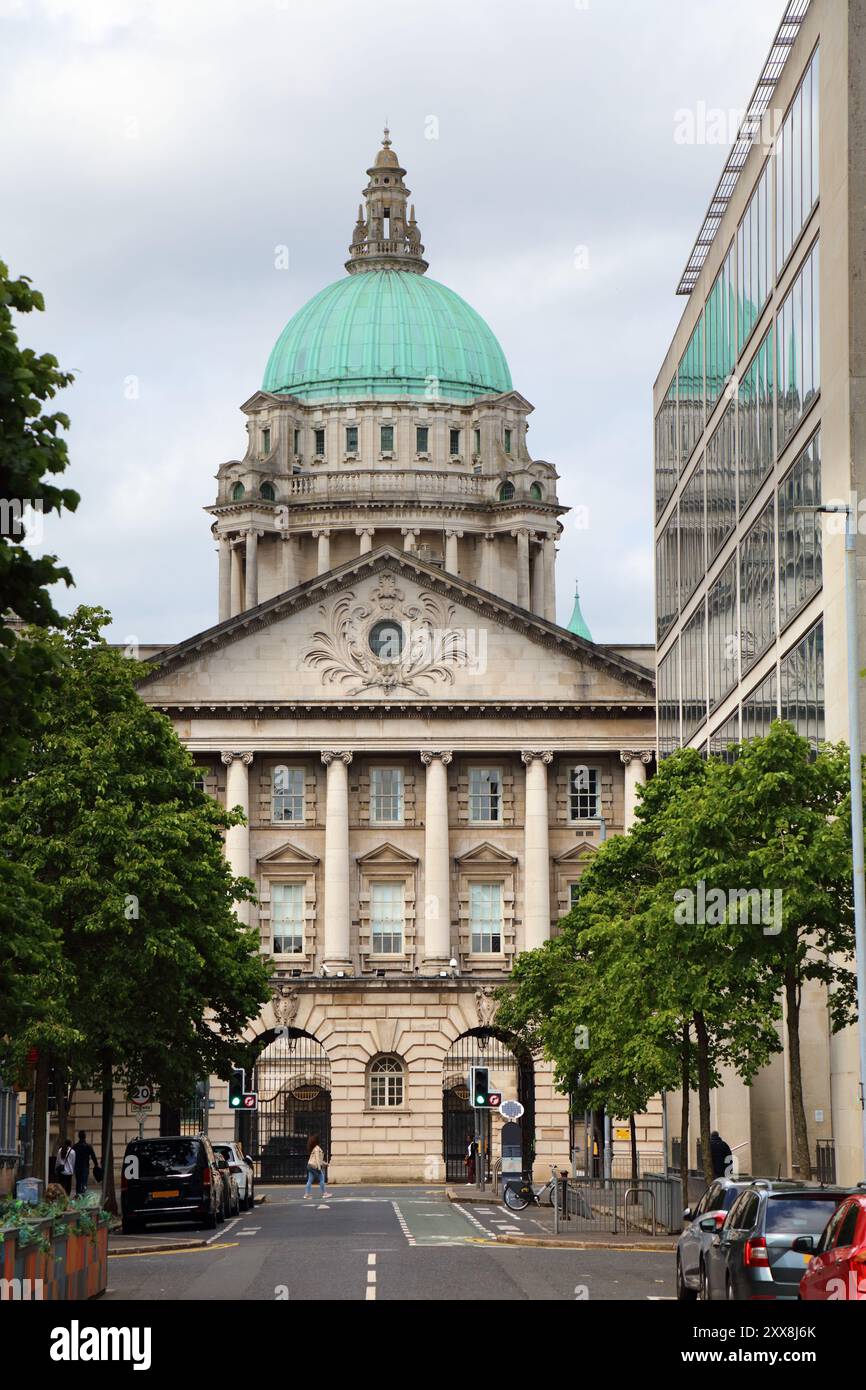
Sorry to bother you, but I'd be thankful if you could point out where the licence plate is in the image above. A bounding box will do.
[152,1189,180,1199]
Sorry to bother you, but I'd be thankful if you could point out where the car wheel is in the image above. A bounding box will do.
[676,1253,697,1302]
[201,1206,217,1231]
[699,1261,711,1302]
[216,1196,225,1224]
[726,1274,736,1302]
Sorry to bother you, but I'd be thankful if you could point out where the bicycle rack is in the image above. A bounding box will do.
[624,1184,657,1237]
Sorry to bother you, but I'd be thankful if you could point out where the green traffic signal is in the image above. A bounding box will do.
[228,1068,245,1109]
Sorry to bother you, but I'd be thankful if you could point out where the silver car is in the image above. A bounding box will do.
[676,1178,750,1300]
[213,1141,256,1212]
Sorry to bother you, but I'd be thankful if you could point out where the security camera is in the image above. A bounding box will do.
[320,964,330,978]
[449,958,457,969]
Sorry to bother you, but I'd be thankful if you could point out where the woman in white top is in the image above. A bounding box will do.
[303,1133,331,1199]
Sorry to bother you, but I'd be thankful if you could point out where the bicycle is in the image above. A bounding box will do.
[502,1164,562,1212]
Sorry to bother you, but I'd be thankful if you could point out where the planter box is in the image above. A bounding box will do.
[1,1214,109,1300]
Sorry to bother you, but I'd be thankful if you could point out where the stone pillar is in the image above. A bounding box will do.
[421,751,452,966]
[221,751,254,924]
[402,527,420,553]
[531,539,546,619]
[218,534,231,623]
[513,528,531,610]
[543,535,556,623]
[245,529,259,609]
[316,530,331,575]
[521,751,553,950]
[356,526,375,555]
[620,750,652,830]
[445,530,462,575]
[280,534,297,593]
[321,751,353,971]
[230,539,244,617]
[482,532,498,594]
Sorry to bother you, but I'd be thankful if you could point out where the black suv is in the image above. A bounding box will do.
[120,1135,224,1234]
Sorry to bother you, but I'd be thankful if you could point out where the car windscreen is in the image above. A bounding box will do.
[128,1140,202,1177]
[722,1188,741,1210]
[765,1196,840,1236]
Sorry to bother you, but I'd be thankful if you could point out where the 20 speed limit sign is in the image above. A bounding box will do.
[129,1084,153,1108]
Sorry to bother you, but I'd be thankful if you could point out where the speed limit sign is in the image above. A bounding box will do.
[129,1084,153,1108]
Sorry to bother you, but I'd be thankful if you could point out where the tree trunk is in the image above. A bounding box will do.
[100,1054,117,1214]
[680,1020,690,1196]
[629,1114,638,1184]
[591,1108,605,1179]
[784,967,812,1179]
[693,1012,714,1186]
[32,1053,50,1183]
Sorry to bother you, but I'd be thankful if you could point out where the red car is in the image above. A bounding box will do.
[799,1194,866,1300]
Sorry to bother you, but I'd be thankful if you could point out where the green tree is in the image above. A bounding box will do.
[0,609,272,1206]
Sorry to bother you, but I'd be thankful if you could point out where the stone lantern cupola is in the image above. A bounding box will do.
[346,127,428,275]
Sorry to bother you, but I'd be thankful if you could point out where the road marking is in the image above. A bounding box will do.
[391,1201,416,1246]
[368,1254,377,1267]
[454,1205,492,1236]
[365,1286,376,1301]
[108,1241,240,1259]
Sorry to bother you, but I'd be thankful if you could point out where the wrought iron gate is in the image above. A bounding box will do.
[442,1029,534,1183]
[241,1030,331,1184]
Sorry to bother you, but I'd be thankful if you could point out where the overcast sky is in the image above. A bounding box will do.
[3,0,786,646]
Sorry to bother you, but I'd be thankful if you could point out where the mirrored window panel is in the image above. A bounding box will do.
[708,557,738,710]
[778,430,822,630]
[742,669,778,743]
[706,403,736,562]
[655,378,678,517]
[780,620,824,751]
[682,603,707,741]
[709,711,741,763]
[740,497,776,673]
[737,160,772,352]
[679,461,705,604]
[777,239,820,451]
[657,641,681,760]
[656,517,679,643]
[677,315,704,469]
[706,246,735,412]
[775,47,819,271]
[738,326,775,513]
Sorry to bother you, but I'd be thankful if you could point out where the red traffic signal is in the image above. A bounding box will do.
[488,1093,502,1109]
[241,1092,258,1111]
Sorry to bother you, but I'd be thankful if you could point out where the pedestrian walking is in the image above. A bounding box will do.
[710,1130,733,1179]
[55,1138,76,1196]
[464,1130,477,1184]
[72,1129,100,1196]
[303,1133,331,1199]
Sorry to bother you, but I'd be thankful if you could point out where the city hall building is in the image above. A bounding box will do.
[73,131,658,1184]
[654,0,866,1185]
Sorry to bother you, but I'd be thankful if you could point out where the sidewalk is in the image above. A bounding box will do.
[447,1184,679,1251]
[108,1195,267,1256]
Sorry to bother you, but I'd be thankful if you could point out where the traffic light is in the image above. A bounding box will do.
[228,1068,245,1109]
[468,1066,502,1110]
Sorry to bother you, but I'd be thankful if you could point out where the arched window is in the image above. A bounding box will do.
[369,619,404,661]
[530,482,543,501]
[369,1056,404,1108]
[231,482,245,501]
[498,481,515,502]
[260,482,276,501]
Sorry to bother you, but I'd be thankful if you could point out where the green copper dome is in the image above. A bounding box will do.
[262,270,512,403]
[567,582,593,642]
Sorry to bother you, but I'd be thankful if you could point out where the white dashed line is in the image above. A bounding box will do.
[391,1201,416,1246]
[454,1205,492,1236]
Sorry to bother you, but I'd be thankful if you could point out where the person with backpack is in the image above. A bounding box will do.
[72,1129,100,1195]
[55,1138,76,1195]
[303,1133,331,1199]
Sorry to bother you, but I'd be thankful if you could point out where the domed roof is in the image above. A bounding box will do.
[262,270,513,403]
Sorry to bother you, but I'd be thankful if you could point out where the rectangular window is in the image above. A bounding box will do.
[738,326,775,512]
[370,767,404,824]
[271,883,304,955]
[705,246,735,411]
[709,712,740,763]
[679,461,705,604]
[656,516,678,643]
[469,882,502,954]
[682,602,707,740]
[708,557,738,709]
[370,882,404,954]
[473,428,481,455]
[658,641,680,760]
[380,424,394,453]
[569,766,600,820]
[775,48,820,271]
[569,882,581,909]
[737,162,772,351]
[780,620,824,752]
[655,378,678,518]
[346,425,358,453]
[262,428,271,455]
[450,428,461,456]
[742,669,778,743]
[504,428,512,454]
[706,403,736,561]
[677,315,705,468]
[740,498,776,673]
[272,765,304,823]
[777,240,820,451]
[778,430,822,630]
[314,428,325,457]
[468,767,501,823]
[416,425,429,453]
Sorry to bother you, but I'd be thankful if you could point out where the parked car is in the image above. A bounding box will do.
[213,1141,256,1211]
[676,1178,751,1300]
[701,1180,859,1301]
[799,1193,866,1300]
[120,1135,223,1234]
[214,1151,240,1218]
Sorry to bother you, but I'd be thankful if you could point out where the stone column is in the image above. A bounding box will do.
[356,526,375,555]
[221,751,254,924]
[543,535,556,623]
[482,532,498,594]
[521,751,553,950]
[513,528,531,610]
[620,750,652,830]
[218,534,231,623]
[280,534,297,593]
[531,539,546,619]
[316,530,331,575]
[321,751,353,971]
[402,527,420,553]
[444,529,462,575]
[230,539,244,617]
[421,751,452,966]
[245,529,260,609]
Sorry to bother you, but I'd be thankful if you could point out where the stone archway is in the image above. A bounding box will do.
[442,1028,535,1183]
[239,1028,331,1184]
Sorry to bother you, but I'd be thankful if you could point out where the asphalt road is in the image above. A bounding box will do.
[104,1186,674,1301]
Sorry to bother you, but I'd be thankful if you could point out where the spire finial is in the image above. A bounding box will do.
[382,122,391,148]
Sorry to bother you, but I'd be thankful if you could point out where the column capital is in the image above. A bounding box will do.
[312,528,332,539]
[401,527,421,537]
[620,749,653,766]
[521,749,554,766]
[510,526,531,540]
[444,529,464,539]
[321,749,353,767]
[221,750,254,766]
[355,526,376,537]
[421,749,453,766]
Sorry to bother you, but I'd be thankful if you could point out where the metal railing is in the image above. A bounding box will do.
[553,1172,683,1236]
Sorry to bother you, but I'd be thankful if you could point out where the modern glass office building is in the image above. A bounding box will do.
[654,0,866,1184]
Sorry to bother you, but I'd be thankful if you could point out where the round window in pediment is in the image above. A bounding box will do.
[369,620,404,661]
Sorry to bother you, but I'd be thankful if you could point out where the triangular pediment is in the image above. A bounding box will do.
[555,842,599,866]
[138,547,654,711]
[356,841,419,866]
[257,840,319,867]
[456,842,518,867]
